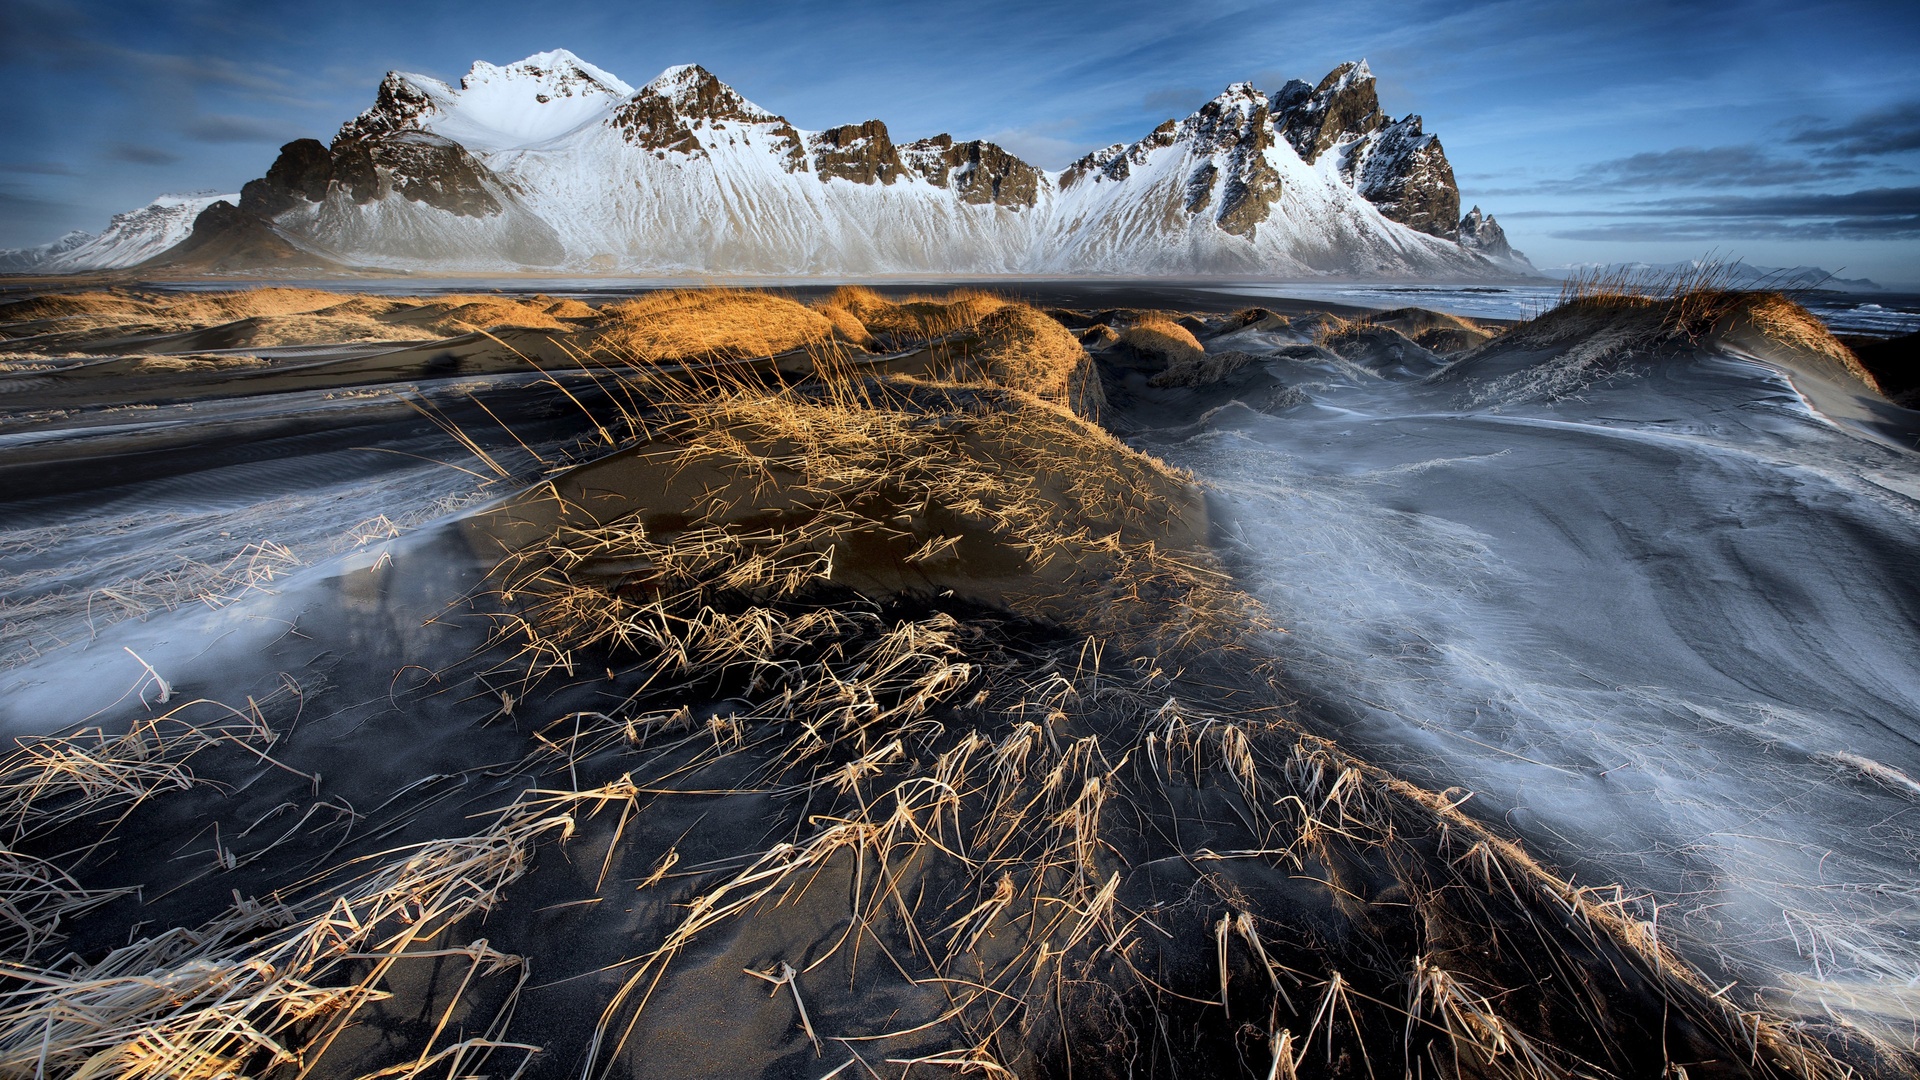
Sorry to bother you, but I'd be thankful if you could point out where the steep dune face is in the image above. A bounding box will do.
[1110,290,1920,1055]
[132,51,1533,278]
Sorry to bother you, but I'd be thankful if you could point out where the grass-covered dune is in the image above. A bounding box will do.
[0,286,1907,1078]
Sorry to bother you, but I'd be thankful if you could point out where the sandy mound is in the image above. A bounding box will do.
[954,304,1103,414]
[158,287,347,323]
[1314,319,1445,377]
[545,298,599,319]
[0,291,154,324]
[1448,290,1883,397]
[1371,306,1493,353]
[601,289,835,362]
[826,286,1006,345]
[0,289,597,355]
[314,296,405,319]
[1120,313,1204,363]
[3,372,1868,1078]
[1111,314,1260,388]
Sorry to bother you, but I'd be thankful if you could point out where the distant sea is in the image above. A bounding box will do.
[1210,282,1920,337]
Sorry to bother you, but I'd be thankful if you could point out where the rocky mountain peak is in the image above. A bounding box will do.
[638,65,778,123]
[809,120,908,185]
[460,49,632,98]
[1458,205,1521,262]
[1183,83,1271,152]
[1267,61,1465,240]
[1176,83,1283,237]
[1274,60,1386,164]
[117,51,1527,278]
[612,66,800,166]
[902,136,1041,207]
[334,72,439,150]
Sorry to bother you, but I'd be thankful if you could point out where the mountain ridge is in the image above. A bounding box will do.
[8,51,1539,278]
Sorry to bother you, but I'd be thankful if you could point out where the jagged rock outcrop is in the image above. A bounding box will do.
[240,133,503,220]
[106,50,1533,278]
[1458,206,1519,261]
[1273,61,1461,239]
[1181,84,1283,237]
[902,136,1041,208]
[810,120,908,185]
[1273,62,1387,163]
[1345,117,1458,238]
[148,198,337,272]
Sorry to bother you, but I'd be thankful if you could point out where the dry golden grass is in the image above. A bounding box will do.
[0,288,583,352]
[1120,314,1206,364]
[600,288,835,362]
[960,304,1099,411]
[158,287,347,323]
[1310,312,1379,347]
[825,286,1007,344]
[815,301,874,348]
[1521,264,1880,391]
[434,299,567,333]
[0,291,152,323]
[0,284,1886,1078]
[545,298,599,319]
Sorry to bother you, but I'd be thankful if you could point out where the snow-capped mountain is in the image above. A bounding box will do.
[0,193,236,273]
[92,51,1538,278]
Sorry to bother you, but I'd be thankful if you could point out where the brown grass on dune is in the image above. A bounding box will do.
[0,289,587,353]
[312,296,403,319]
[1506,264,1882,391]
[545,298,599,319]
[1121,313,1206,364]
[600,288,838,363]
[432,299,568,334]
[0,291,154,324]
[1120,313,1259,389]
[1310,312,1379,348]
[814,300,874,348]
[456,360,1871,1078]
[962,303,1104,413]
[825,285,1007,344]
[155,288,353,324]
[0,297,1892,1077]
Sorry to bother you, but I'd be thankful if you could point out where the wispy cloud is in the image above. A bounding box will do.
[0,161,75,176]
[1540,186,1920,240]
[105,142,182,166]
[1788,100,1920,159]
[1571,145,1857,189]
[183,114,287,144]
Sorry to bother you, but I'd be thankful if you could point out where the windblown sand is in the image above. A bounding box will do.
[0,284,1908,1078]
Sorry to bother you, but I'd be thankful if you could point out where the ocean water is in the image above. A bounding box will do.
[1207,281,1920,337]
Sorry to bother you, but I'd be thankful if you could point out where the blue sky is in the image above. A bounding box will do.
[3,0,1918,283]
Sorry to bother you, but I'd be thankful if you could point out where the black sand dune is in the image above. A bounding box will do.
[0,284,1914,1078]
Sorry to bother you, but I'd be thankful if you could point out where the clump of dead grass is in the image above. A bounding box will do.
[600,289,837,363]
[960,304,1102,413]
[1518,262,1880,390]
[1121,314,1206,365]
[1119,313,1256,389]
[545,298,599,319]
[824,286,1006,345]
[815,301,874,349]
[1310,313,1379,348]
